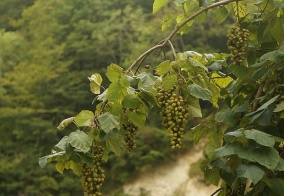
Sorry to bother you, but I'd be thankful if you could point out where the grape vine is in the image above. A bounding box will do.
[39,0,284,195]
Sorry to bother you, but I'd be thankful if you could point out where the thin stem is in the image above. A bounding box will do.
[168,40,177,58]
[210,188,223,196]
[252,82,265,111]
[126,0,240,73]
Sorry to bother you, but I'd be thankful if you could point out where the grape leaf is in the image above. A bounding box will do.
[106,63,123,82]
[162,14,174,31]
[105,131,123,156]
[74,110,94,127]
[68,130,92,152]
[162,74,177,90]
[244,129,275,147]
[211,72,233,89]
[232,1,247,19]
[57,117,75,131]
[156,60,171,76]
[274,101,284,112]
[214,6,229,24]
[236,163,265,184]
[54,136,69,151]
[215,109,236,126]
[188,83,212,102]
[98,112,120,134]
[39,151,65,168]
[188,97,202,118]
[55,161,65,174]
[257,95,279,111]
[126,110,146,128]
[153,0,171,14]
[88,73,103,94]
[107,81,127,103]
[122,94,143,109]
[65,160,82,176]
[136,72,157,89]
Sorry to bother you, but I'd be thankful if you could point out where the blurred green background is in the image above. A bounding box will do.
[0,0,231,195]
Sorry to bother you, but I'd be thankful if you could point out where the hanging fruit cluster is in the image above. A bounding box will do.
[227,26,249,65]
[81,145,105,196]
[157,86,189,149]
[122,121,138,152]
[218,183,245,196]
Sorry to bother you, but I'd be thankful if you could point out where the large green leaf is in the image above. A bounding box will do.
[260,50,282,63]
[162,74,177,90]
[57,117,75,131]
[54,136,69,151]
[74,110,94,127]
[107,81,127,103]
[55,161,65,174]
[125,110,146,128]
[88,73,103,94]
[188,97,202,118]
[136,72,157,89]
[191,123,209,145]
[39,151,65,168]
[122,94,143,109]
[68,130,92,152]
[156,60,171,76]
[153,0,171,14]
[244,129,275,147]
[274,101,284,112]
[98,112,120,134]
[227,64,249,79]
[188,83,212,102]
[65,160,82,176]
[215,142,280,170]
[270,179,284,195]
[215,109,236,126]
[236,164,265,185]
[257,95,279,111]
[104,130,123,156]
[214,6,229,24]
[275,158,284,171]
[106,63,123,82]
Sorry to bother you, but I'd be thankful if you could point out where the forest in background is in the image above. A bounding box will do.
[0,0,232,195]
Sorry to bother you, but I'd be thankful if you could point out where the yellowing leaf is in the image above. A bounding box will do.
[106,63,123,82]
[153,0,171,14]
[88,73,103,94]
[232,1,247,19]
[57,117,75,131]
[74,110,94,127]
[211,72,233,88]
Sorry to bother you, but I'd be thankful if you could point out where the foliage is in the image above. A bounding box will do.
[40,0,284,195]
[0,0,182,195]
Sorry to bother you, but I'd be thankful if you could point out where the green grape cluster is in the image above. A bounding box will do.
[227,26,249,65]
[157,87,189,149]
[81,145,105,196]
[219,183,245,196]
[122,121,138,152]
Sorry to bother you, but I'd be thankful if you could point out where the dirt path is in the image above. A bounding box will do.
[123,144,217,196]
